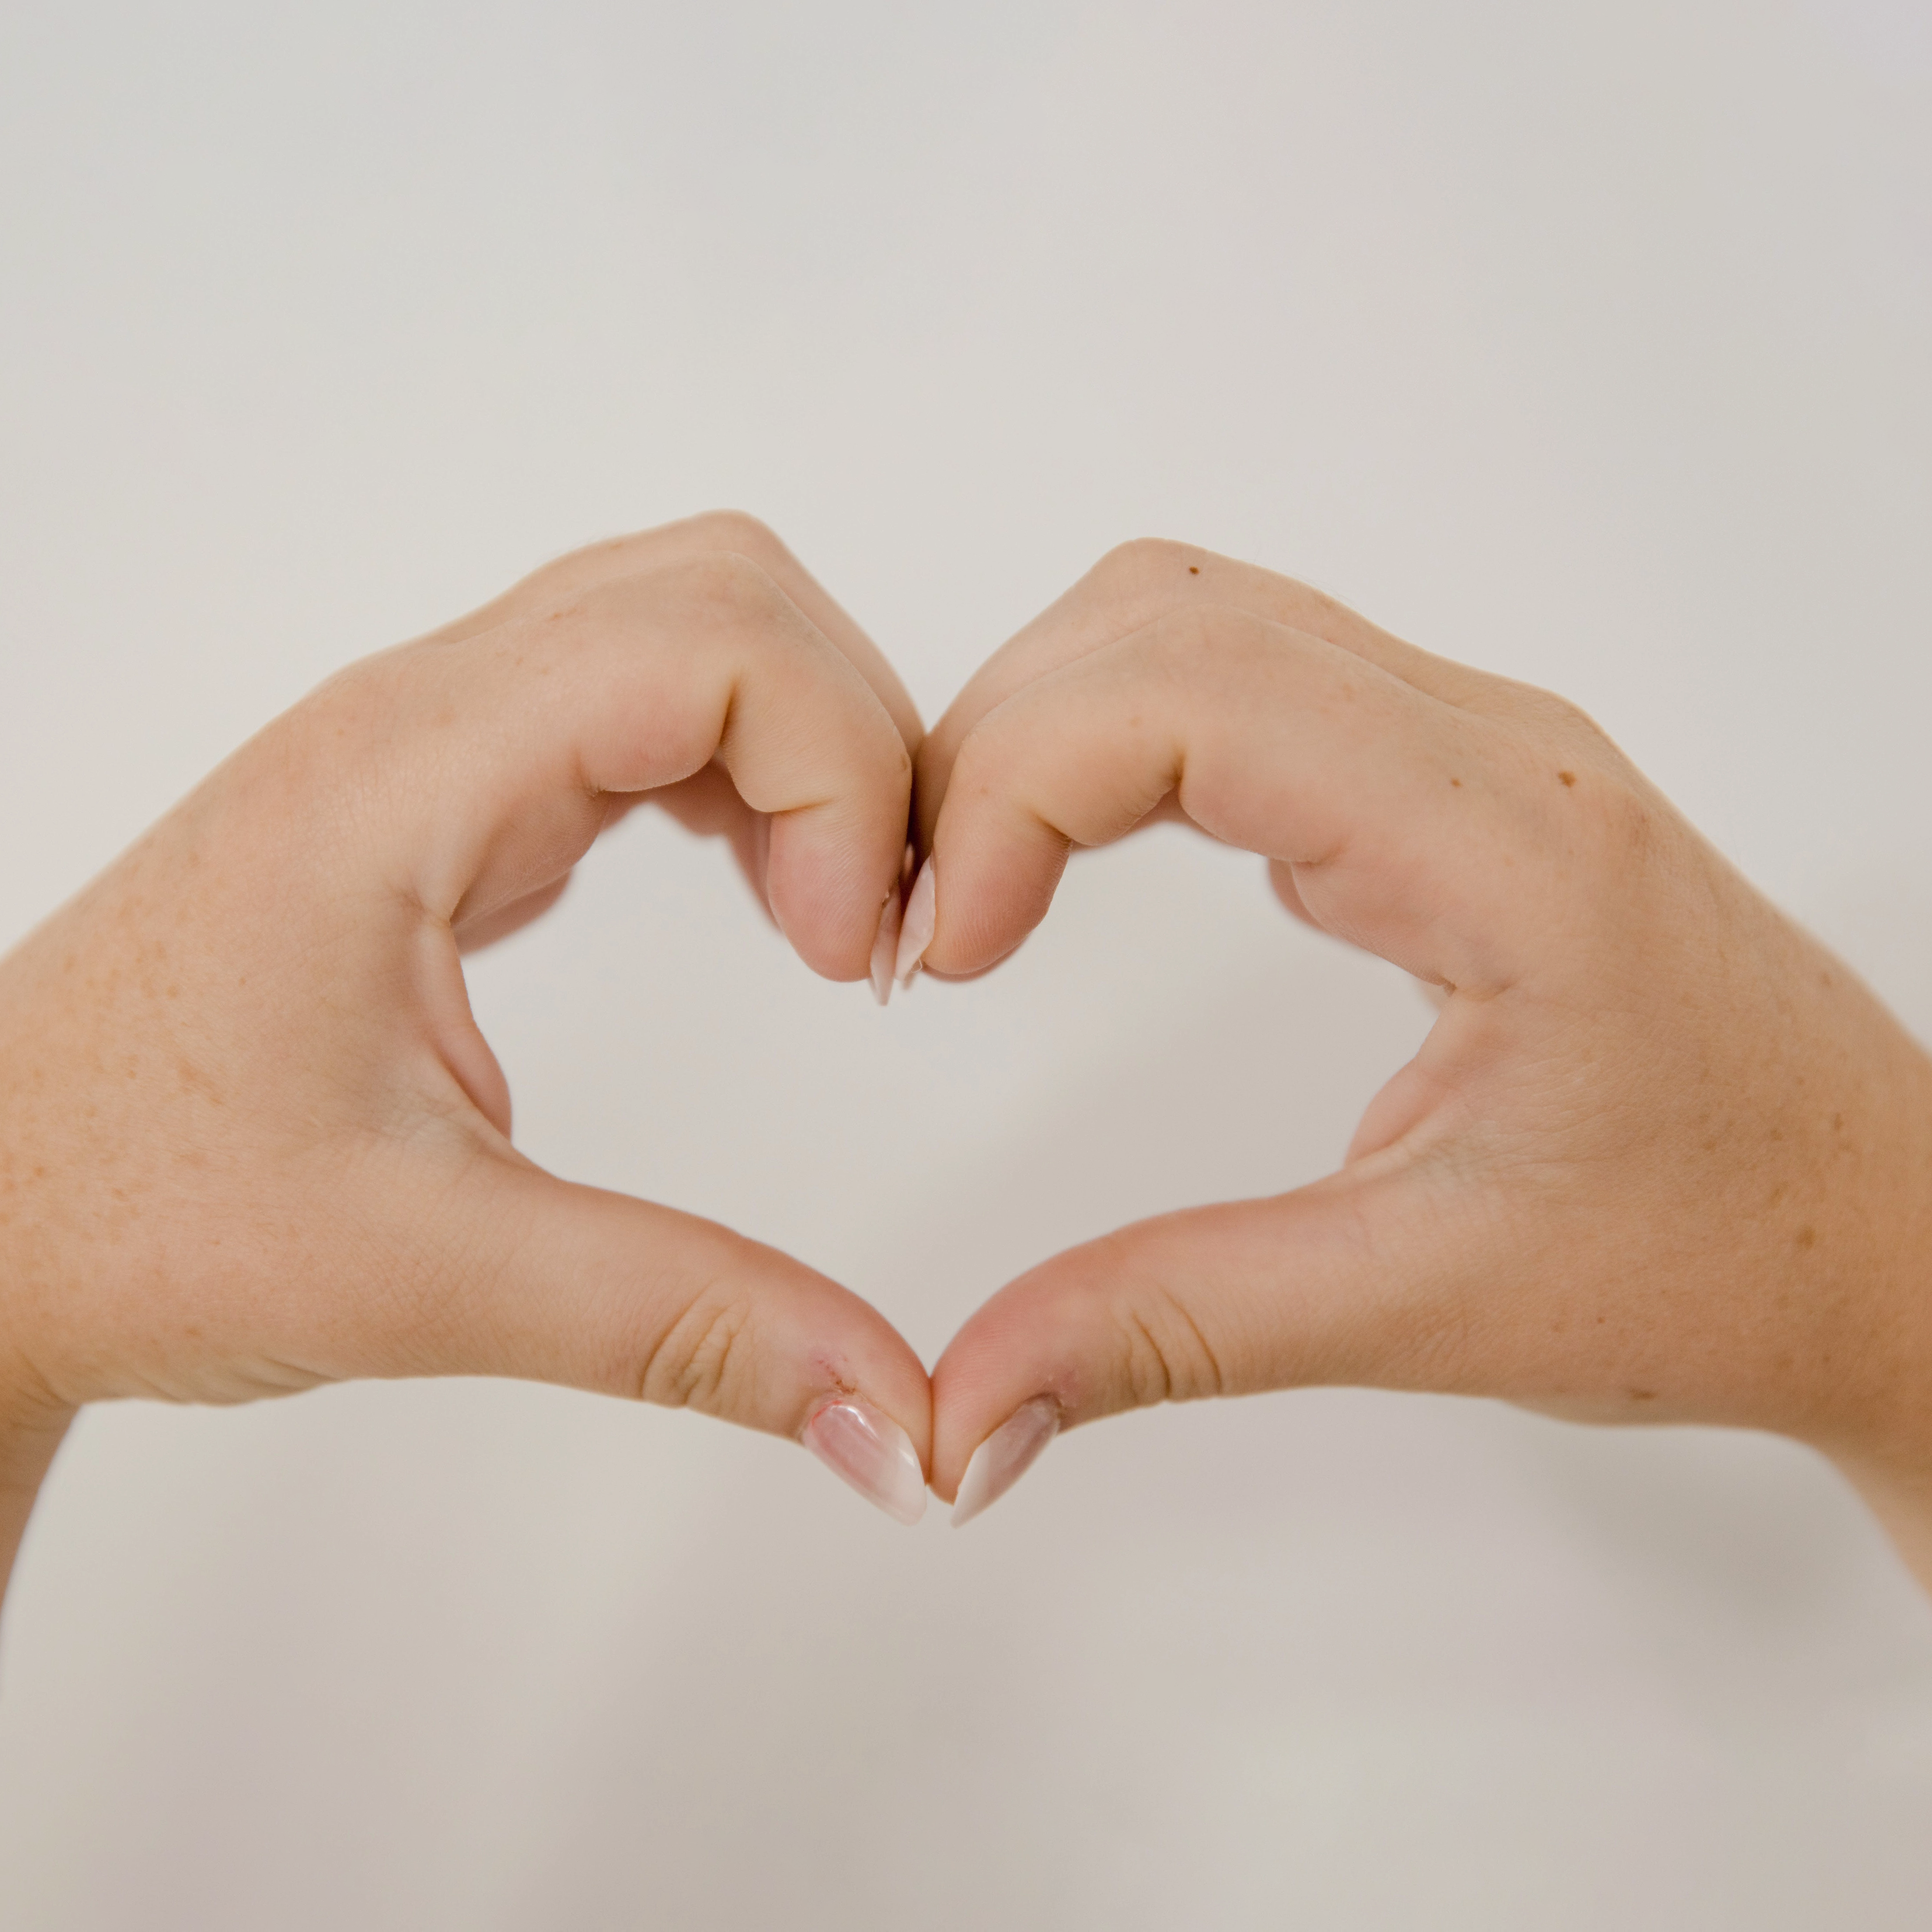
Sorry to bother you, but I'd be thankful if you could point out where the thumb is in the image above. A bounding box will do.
[368,1155,934,1525]
[930,1170,1481,1525]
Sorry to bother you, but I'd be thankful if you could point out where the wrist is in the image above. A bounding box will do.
[1810,1045,1932,1590]
[0,1042,79,1611]
[1829,1452,1932,1596]
[0,1371,75,1614]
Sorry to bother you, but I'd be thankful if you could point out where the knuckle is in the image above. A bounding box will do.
[677,548,788,623]
[680,507,788,568]
[1104,1272,1225,1409]
[1547,695,1609,744]
[1269,573,1348,628]
[1144,601,1269,683]
[534,513,790,596]
[1113,1308,1176,1408]
[637,1281,755,1415]
[513,529,670,603]
[1087,536,1203,606]
[944,714,1012,805]
[268,649,424,803]
[1505,681,1616,749]
[1581,773,1661,862]
[1148,599,1224,656]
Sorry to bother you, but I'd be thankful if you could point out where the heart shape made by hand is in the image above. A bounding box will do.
[3,514,1926,1582]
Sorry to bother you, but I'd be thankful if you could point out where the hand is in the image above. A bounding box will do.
[913,540,1932,1580]
[0,513,936,1600]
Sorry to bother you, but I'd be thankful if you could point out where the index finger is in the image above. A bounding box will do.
[428,509,925,756]
[268,551,914,984]
[917,606,1545,997]
[916,538,1488,846]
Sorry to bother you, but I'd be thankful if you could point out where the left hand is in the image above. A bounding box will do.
[0,511,937,1603]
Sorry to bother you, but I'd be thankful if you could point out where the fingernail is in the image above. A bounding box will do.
[894,857,936,986]
[951,1397,1060,1528]
[804,1397,927,1526]
[869,887,903,1006]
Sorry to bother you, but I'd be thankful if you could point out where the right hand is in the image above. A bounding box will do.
[910,539,1932,1579]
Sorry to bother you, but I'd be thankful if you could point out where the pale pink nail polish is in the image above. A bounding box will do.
[893,857,936,986]
[951,1397,1059,1528]
[804,1397,927,1525]
[869,888,903,1006]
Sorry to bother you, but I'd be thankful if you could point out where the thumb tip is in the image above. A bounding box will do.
[803,1396,928,1525]
[950,1396,1060,1527]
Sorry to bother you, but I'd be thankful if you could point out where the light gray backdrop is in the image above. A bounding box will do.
[3,2,1931,1926]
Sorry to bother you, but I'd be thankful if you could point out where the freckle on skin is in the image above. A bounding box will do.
[1188,565,1199,575]
[1796,1226,1817,1250]
[1558,771,1576,787]
[1450,777,1461,788]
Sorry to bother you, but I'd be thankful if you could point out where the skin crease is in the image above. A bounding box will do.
[5,526,1932,1610]
[0,512,932,1605]
[916,540,1932,1591]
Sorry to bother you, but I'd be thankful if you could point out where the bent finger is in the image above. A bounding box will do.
[917,539,1491,844]
[295,553,912,982]
[426,510,923,754]
[918,606,1536,993]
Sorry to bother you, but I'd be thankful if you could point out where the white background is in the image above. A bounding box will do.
[3,2,1932,1925]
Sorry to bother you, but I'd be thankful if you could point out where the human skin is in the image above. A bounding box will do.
[0,512,938,1606]
[7,527,1932,1612]
[912,540,1932,1584]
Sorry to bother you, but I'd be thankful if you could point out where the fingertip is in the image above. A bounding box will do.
[918,820,1070,979]
[930,1263,1095,1495]
[763,810,911,983]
